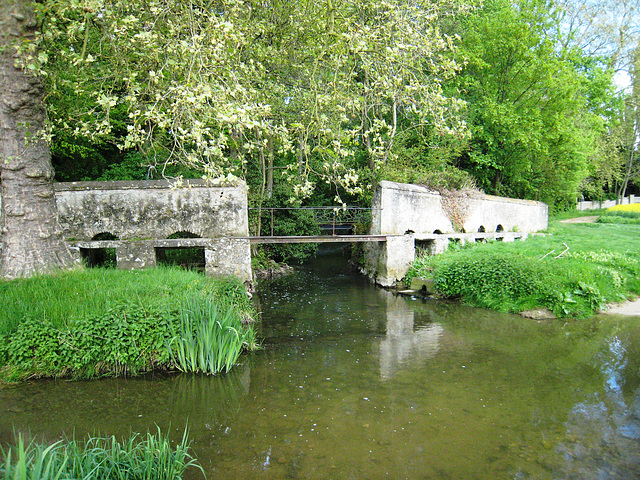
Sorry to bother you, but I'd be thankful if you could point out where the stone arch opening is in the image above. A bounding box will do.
[156,231,205,271]
[476,225,487,243]
[433,229,443,235]
[496,225,504,232]
[168,231,201,239]
[415,239,435,256]
[81,232,118,268]
[93,232,118,240]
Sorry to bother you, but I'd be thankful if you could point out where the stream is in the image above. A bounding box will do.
[2,249,640,479]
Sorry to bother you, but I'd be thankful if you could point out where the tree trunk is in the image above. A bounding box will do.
[0,0,75,279]
[266,135,274,199]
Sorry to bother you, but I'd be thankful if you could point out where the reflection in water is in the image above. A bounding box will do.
[557,336,640,479]
[1,251,640,479]
[378,291,443,380]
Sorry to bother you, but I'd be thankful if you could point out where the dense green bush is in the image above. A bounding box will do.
[406,221,640,318]
[431,252,551,312]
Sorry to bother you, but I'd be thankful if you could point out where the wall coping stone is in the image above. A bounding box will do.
[377,180,546,207]
[54,178,243,192]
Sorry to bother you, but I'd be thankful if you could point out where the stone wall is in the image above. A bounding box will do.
[370,180,548,235]
[54,179,248,241]
[363,181,548,287]
[53,179,252,284]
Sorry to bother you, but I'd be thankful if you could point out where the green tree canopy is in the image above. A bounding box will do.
[449,0,617,208]
[36,0,474,203]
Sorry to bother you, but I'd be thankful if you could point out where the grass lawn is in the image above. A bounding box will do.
[406,211,640,318]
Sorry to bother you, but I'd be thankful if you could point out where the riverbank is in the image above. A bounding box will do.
[405,214,640,319]
[606,298,640,316]
[0,268,257,382]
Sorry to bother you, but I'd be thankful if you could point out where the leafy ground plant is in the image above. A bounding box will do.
[406,217,640,318]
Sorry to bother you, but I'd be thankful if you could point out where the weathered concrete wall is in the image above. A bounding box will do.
[70,237,253,285]
[364,181,548,287]
[370,180,548,235]
[53,179,252,284]
[54,179,248,241]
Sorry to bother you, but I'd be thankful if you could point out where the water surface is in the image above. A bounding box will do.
[2,252,640,479]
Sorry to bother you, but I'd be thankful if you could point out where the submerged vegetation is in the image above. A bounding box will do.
[0,429,201,480]
[406,216,640,318]
[0,268,257,381]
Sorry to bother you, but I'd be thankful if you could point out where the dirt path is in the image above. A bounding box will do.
[559,216,599,223]
[606,299,640,316]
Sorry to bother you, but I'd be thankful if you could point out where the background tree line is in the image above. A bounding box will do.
[33,0,638,209]
[39,0,639,210]
[1,0,639,275]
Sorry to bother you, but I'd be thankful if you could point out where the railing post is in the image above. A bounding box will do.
[271,208,274,237]
[332,210,336,236]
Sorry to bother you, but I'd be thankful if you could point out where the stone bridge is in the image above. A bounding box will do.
[47,179,548,288]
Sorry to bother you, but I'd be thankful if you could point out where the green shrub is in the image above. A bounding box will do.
[432,252,551,312]
[0,429,201,480]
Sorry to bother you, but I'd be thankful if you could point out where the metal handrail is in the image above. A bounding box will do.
[248,206,373,236]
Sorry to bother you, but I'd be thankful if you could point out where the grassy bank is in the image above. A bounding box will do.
[406,212,640,318]
[0,268,258,381]
[0,429,201,480]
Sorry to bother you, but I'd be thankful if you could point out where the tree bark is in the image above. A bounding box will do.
[0,0,75,279]
[266,135,273,199]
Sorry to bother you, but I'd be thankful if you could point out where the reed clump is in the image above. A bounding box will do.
[0,429,201,480]
[168,293,258,374]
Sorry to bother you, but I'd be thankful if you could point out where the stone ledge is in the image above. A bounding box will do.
[54,178,243,191]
